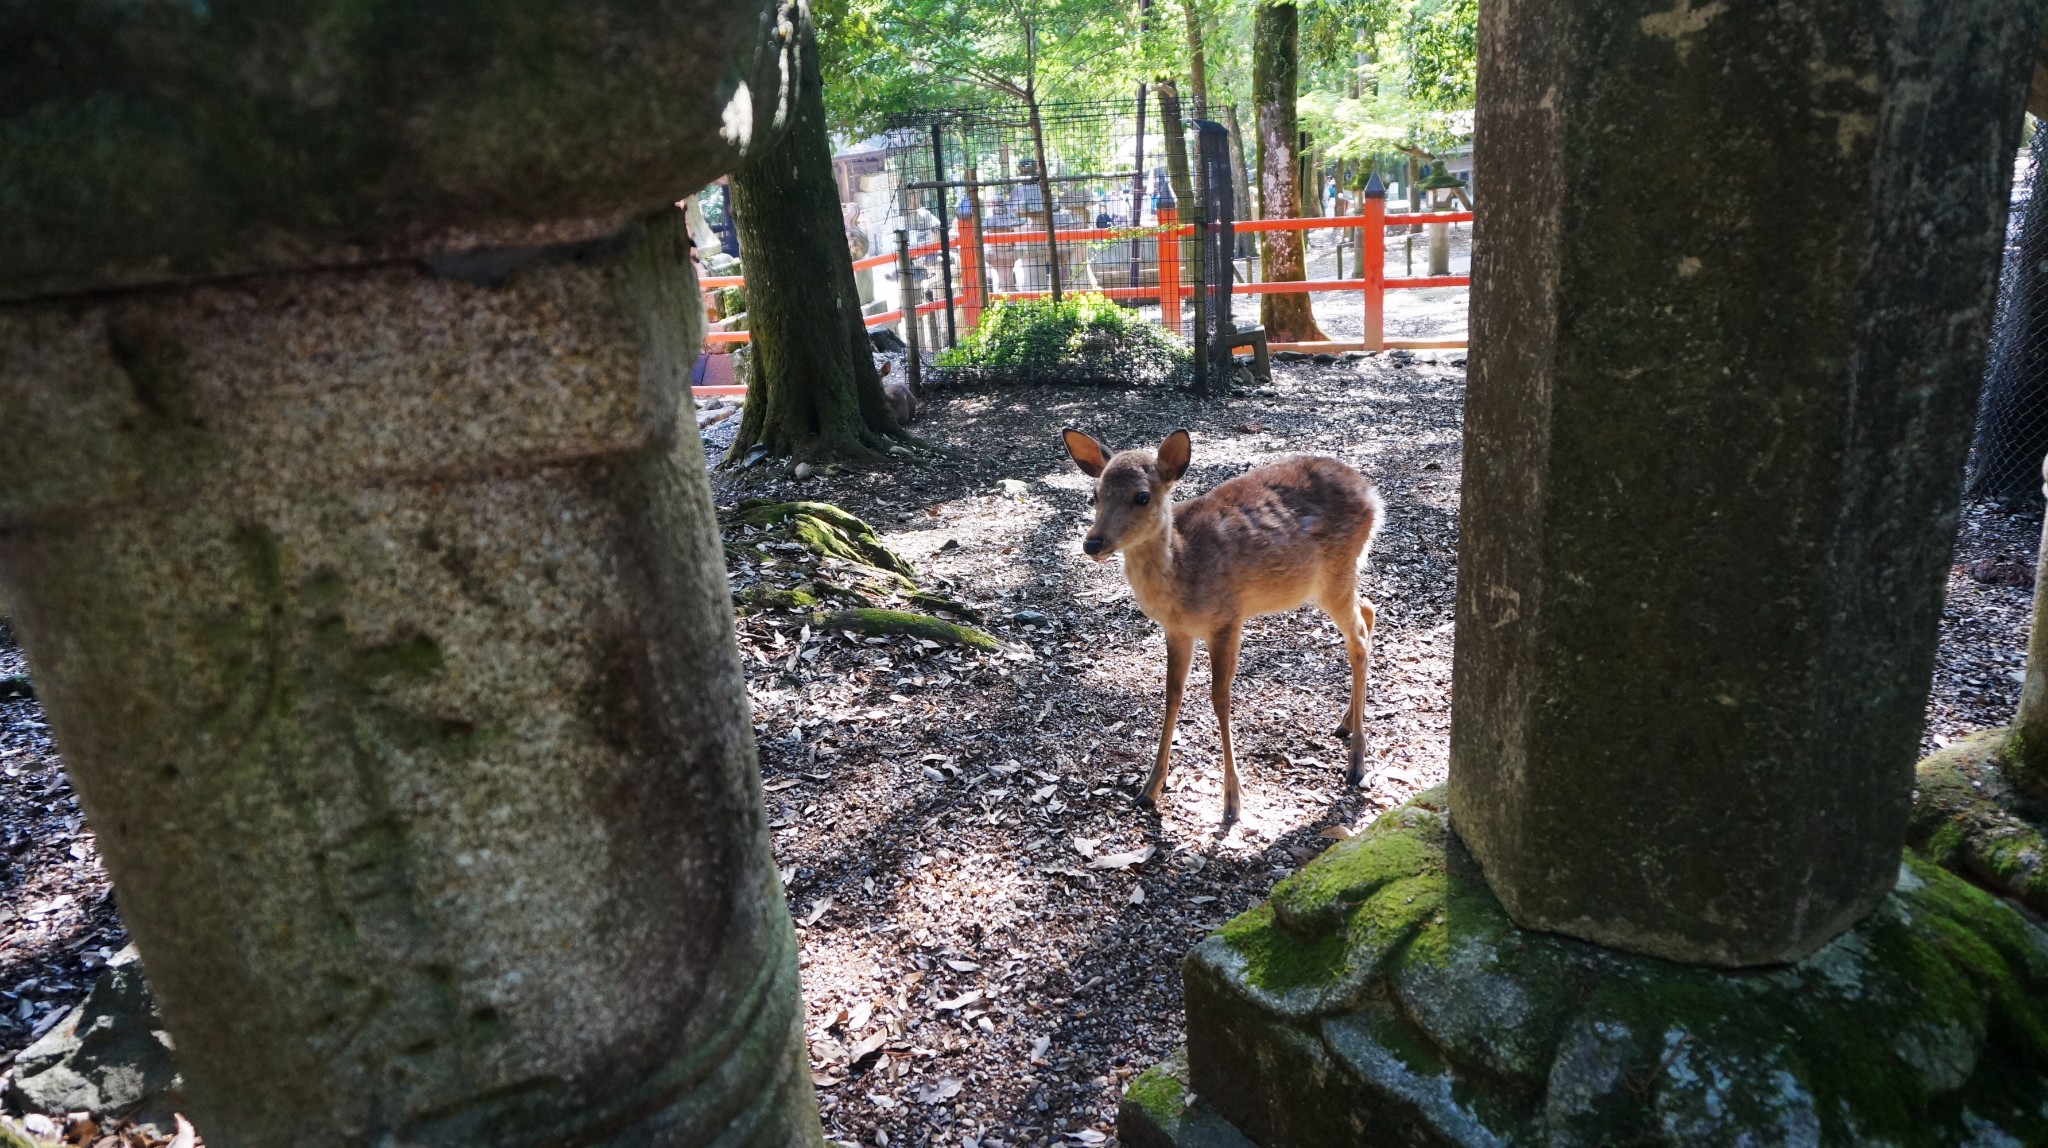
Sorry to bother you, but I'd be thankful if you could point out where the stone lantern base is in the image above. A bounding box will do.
[1121,790,2048,1147]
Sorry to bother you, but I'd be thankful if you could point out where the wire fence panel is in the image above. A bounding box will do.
[1969,128,2048,504]
[882,100,1220,348]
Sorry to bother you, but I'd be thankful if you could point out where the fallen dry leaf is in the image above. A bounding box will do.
[1088,845,1156,870]
[933,990,985,1012]
[913,1077,964,1105]
[1318,825,1356,840]
[799,898,832,927]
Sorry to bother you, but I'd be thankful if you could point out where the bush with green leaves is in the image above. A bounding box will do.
[935,294,1191,387]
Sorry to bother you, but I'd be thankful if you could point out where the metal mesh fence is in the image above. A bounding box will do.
[875,100,1228,350]
[1968,126,2048,504]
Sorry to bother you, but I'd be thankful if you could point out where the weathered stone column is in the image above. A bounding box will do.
[1450,0,2041,967]
[1,7,822,1146]
[1124,3,2048,1145]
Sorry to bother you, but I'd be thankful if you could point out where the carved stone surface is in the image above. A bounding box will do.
[0,214,821,1146]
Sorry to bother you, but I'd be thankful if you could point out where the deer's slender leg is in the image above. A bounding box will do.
[1143,631,1195,807]
[1322,584,1377,784]
[1211,621,1245,824]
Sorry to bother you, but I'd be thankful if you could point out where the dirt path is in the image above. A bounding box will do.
[0,355,2037,1148]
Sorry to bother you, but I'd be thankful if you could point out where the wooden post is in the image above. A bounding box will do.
[1362,172,1385,352]
[1157,204,1182,334]
[967,162,993,313]
[957,213,983,331]
[898,229,921,396]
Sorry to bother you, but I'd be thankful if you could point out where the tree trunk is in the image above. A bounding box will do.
[1158,81,1199,334]
[1225,106,1257,260]
[1027,94,1065,303]
[727,13,904,464]
[1252,0,1325,343]
[1185,0,1210,120]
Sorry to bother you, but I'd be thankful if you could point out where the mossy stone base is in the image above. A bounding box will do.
[1118,1049,1255,1148]
[1908,727,2048,917]
[1122,789,2048,1147]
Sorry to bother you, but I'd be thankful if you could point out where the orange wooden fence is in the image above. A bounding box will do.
[694,201,1470,395]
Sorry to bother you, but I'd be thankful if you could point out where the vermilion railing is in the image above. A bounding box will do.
[694,198,1470,390]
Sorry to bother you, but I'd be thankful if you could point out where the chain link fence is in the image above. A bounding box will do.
[1967,125,2048,504]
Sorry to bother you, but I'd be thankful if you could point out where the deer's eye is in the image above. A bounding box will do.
[1133,491,1152,506]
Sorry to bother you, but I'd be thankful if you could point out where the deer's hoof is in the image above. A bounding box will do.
[1333,724,1353,740]
[1220,802,1240,827]
[1344,742,1368,786]
[1135,790,1160,810]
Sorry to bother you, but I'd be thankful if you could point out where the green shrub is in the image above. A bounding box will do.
[935,294,1190,387]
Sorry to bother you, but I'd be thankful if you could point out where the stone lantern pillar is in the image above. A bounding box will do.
[1123,1,2048,1144]
[0,6,823,1146]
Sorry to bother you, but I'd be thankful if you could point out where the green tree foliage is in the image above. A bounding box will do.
[821,0,1174,136]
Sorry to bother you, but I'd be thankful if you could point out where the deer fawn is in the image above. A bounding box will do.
[1062,428,1383,824]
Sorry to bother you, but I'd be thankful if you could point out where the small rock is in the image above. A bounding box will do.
[1311,353,1338,365]
[8,946,184,1135]
[794,462,815,480]
[999,479,1029,498]
[1011,609,1053,627]
[1422,461,1443,471]
[940,539,961,551]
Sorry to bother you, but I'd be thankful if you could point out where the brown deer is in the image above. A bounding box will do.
[1062,428,1383,824]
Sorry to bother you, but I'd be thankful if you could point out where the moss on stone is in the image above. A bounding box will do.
[808,609,998,651]
[1217,904,1352,994]
[1269,814,1443,937]
[1170,787,2048,1146]
[1123,1054,1192,1124]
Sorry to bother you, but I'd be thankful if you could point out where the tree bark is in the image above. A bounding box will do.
[1158,81,1200,344]
[1027,93,1065,304]
[1185,0,1210,119]
[1252,0,1326,343]
[728,11,904,464]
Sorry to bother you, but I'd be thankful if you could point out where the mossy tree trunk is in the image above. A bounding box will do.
[1252,0,1326,344]
[727,6,906,464]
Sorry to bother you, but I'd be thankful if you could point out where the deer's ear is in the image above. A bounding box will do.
[1156,429,1192,483]
[1063,428,1110,478]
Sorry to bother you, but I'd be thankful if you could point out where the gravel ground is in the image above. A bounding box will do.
[0,355,2038,1147]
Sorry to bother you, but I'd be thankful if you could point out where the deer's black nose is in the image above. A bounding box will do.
[1083,536,1105,555]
